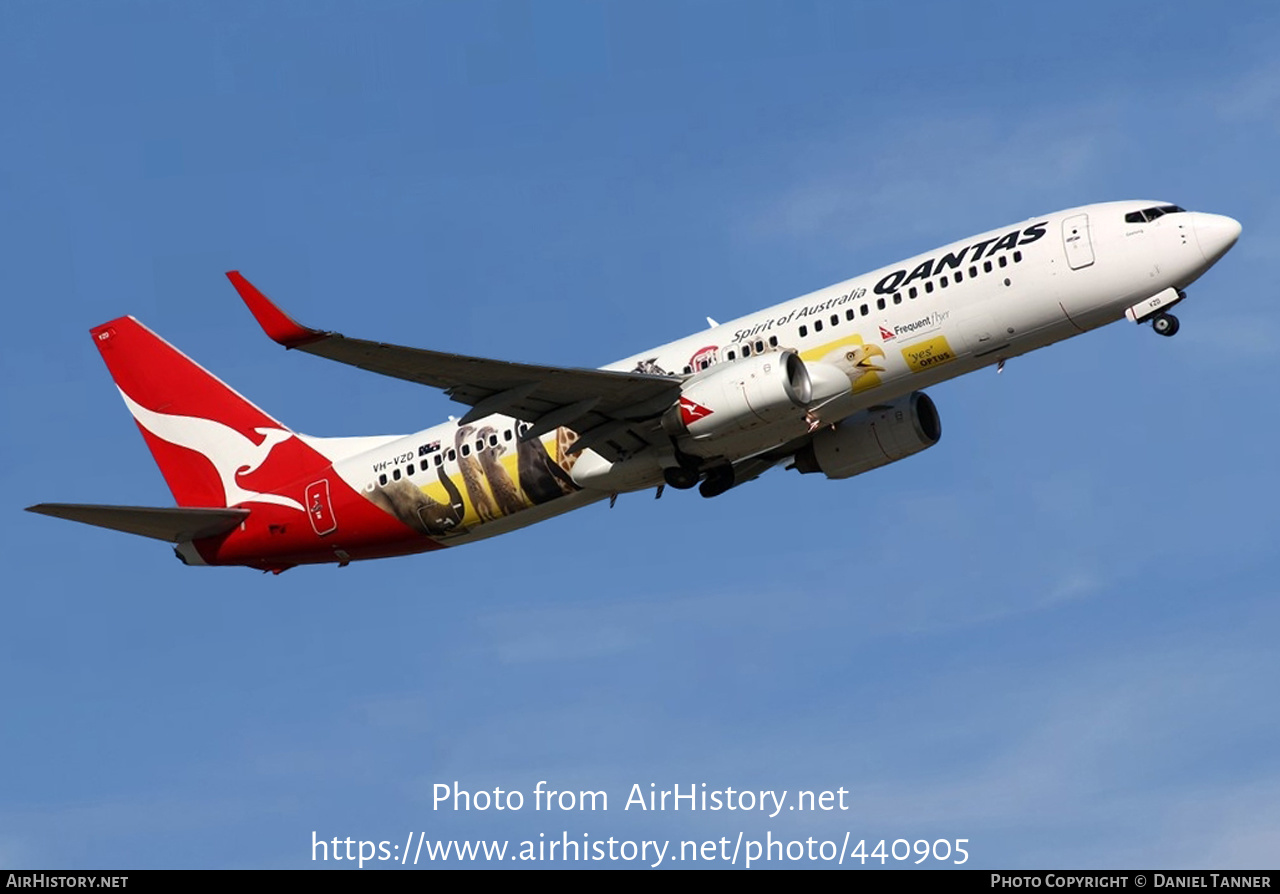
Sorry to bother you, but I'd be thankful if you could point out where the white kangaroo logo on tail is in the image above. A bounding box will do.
[119,389,305,511]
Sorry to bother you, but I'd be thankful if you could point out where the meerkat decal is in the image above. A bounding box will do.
[456,424,501,522]
[476,425,527,516]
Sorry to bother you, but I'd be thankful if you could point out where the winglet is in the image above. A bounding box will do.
[225,271,329,348]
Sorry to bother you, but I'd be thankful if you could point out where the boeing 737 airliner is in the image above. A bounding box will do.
[27,201,1241,572]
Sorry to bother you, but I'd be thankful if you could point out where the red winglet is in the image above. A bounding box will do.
[225,271,328,348]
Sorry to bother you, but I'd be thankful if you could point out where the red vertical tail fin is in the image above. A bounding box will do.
[91,316,328,509]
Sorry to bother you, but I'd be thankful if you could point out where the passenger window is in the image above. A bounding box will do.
[955,270,963,282]
[925,281,934,294]
[447,448,456,461]
[727,349,736,360]
[998,256,1007,268]
[893,293,902,304]
[830,315,838,327]
[969,265,978,277]
[846,309,855,321]
[379,474,387,486]
[940,276,949,288]
[909,287,918,299]
[407,463,415,475]
[489,434,497,447]
[755,340,764,352]
[434,455,442,467]
[393,468,401,480]
[860,304,869,316]
[876,298,886,310]
[461,445,470,457]
[814,320,823,332]
[1013,250,1022,262]
[504,430,512,441]
[984,260,993,273]
[769,335,778,346]
[742,344,751,357]
[799,325,808,337]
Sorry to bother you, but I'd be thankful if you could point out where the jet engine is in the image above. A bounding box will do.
[793,391,941,479]
[661,350,849,446]
[662,350,812,440]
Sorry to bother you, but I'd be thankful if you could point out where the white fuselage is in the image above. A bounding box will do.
[326,201,1239,543]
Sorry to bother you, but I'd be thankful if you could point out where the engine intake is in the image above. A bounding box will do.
[793,391,941,479]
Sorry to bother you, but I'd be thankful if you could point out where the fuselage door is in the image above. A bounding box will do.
[1062,213,1095,270]
[305,479,338,536]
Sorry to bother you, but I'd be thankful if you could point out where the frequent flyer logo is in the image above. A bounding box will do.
[882,311,951,341]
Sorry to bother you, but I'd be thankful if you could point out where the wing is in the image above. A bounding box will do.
[226,273,682,461]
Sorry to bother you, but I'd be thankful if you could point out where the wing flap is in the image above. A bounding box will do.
[26,504,250,542]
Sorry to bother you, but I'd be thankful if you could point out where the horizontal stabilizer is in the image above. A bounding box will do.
[25,504,250,542]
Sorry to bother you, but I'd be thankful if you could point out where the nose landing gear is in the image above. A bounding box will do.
[1152,312,1180,337]
[1125,287,1185,336]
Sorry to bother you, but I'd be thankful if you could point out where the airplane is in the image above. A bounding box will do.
[26,200,1241,572]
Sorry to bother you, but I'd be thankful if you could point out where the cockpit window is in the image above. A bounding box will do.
[1124,204,1186,224]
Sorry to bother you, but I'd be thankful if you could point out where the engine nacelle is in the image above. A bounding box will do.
[662,350,822,441]
[793,391,941,480]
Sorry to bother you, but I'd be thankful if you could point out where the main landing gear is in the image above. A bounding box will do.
[1152,312,1180,337]
[697,465,735,499]
[660,452,736,498]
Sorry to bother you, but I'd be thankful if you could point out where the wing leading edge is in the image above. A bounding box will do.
[226,272,681,461]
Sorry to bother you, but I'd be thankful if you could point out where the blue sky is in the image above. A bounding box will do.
[2,0,1278,869]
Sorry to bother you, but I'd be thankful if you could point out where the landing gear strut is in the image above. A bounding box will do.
[1152,312,1180,337]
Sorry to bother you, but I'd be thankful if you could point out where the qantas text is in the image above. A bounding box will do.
[873,222,1048,294]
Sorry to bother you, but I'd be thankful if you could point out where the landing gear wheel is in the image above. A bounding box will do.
[698,466,736,499]
[663,466,699,490]
[1152,313,1180,337]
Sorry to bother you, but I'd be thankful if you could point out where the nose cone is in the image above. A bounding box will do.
[1194,213,1243,264]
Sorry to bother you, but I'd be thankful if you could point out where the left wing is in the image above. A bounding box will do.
[226,273,682,461]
